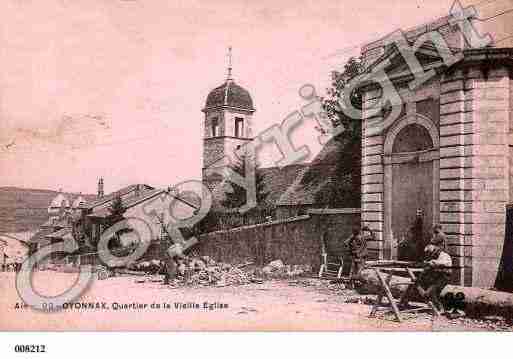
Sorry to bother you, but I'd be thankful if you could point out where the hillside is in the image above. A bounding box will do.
[0,187,95,233]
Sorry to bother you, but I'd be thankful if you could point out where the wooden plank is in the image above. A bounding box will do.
[366,260,422,268]
[380,267,423,273]
[399,306,432,314]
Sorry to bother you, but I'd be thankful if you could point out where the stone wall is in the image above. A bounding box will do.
[275,205,314,219]
[197,209,361,270]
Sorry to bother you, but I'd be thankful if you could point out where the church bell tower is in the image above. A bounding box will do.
[202,47,256,190]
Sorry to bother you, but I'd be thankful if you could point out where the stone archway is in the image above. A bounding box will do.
[383,114,440,260]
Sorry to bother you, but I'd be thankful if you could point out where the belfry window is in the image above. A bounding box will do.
[235,117,244,138]
[211,118,219,137]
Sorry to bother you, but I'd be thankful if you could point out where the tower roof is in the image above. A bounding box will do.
[204,80,254,112]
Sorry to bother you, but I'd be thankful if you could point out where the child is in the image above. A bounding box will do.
[345,226,374,286]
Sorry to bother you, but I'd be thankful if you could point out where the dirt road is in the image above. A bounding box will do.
[0,271,510,331]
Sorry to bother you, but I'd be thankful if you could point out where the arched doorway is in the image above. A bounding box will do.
[383,114,439,260]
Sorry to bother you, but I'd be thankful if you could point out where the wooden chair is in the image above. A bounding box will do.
[318,252,344,280]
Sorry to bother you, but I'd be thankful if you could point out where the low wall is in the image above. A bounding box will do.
[197,209,361,271]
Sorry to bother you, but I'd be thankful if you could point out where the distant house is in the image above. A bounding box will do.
[27,213,75,262]
[80,183,166,247]
[27,182,100,260]
[0,234,29,265]
[28,180,201,265]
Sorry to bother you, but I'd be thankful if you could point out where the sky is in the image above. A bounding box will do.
[0,0,512,194]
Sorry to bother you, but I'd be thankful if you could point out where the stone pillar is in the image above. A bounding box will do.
[469,67,510,288]
[436,65,511,288]
[361,89,384,260]
[438,69,473,286]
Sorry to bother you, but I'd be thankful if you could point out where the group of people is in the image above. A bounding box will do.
[344,224,453,313]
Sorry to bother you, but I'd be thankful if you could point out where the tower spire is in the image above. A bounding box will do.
[97,177,104,199]
[226,46,233,81]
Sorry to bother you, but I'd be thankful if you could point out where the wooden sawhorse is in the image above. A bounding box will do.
[369,267,439,323]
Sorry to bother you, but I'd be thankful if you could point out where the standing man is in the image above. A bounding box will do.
[397,209,424,261]
[345,225,374,287]
[163,243,186,285]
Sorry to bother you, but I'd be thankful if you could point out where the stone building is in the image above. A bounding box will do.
[358,15,513,287]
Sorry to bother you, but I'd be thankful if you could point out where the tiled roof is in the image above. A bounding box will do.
[45,228,73,241]
[208,139,353,209]
[28,228,56,244]
[258,164,308,208]
[205,80,254,111]
[0,234,29,262]
[87,188,165,218]
[277,164,337,206]
[84,184,155,210]
[277,138,358,206]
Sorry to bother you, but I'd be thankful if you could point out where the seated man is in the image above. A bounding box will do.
[430,224,447,250]
[400,244,452,314]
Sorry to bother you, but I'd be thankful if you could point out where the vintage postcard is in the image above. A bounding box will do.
[1,0,513,334]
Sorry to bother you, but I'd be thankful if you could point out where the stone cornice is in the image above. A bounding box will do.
[357,47,513,93]
[202,105,255,114]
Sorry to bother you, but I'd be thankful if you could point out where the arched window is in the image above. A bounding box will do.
[234,117,244,138]
[211,118,219,137]
[392,124,433,153]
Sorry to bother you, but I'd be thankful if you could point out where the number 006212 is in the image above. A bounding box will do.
[14,345,46,353]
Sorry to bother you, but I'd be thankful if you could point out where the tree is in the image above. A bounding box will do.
[108,195,126,223]
[103,195,132,250]
[221,153,269,212]
[317,56,364,207]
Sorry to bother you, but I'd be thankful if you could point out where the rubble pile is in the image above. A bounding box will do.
[129,256,252,286]
[258,260,312,279]
[130,260,162,274]
[129,257,312,286]
[180,257,251,286]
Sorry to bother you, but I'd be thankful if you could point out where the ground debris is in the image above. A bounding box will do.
[178,256,254,287]
[258,262,312,279]
[127,257,314,287]
[445,315,512,331]
[128,256,254,287]
[344,296,375,305]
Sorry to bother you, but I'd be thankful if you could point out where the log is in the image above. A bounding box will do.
[357,269,513,319]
